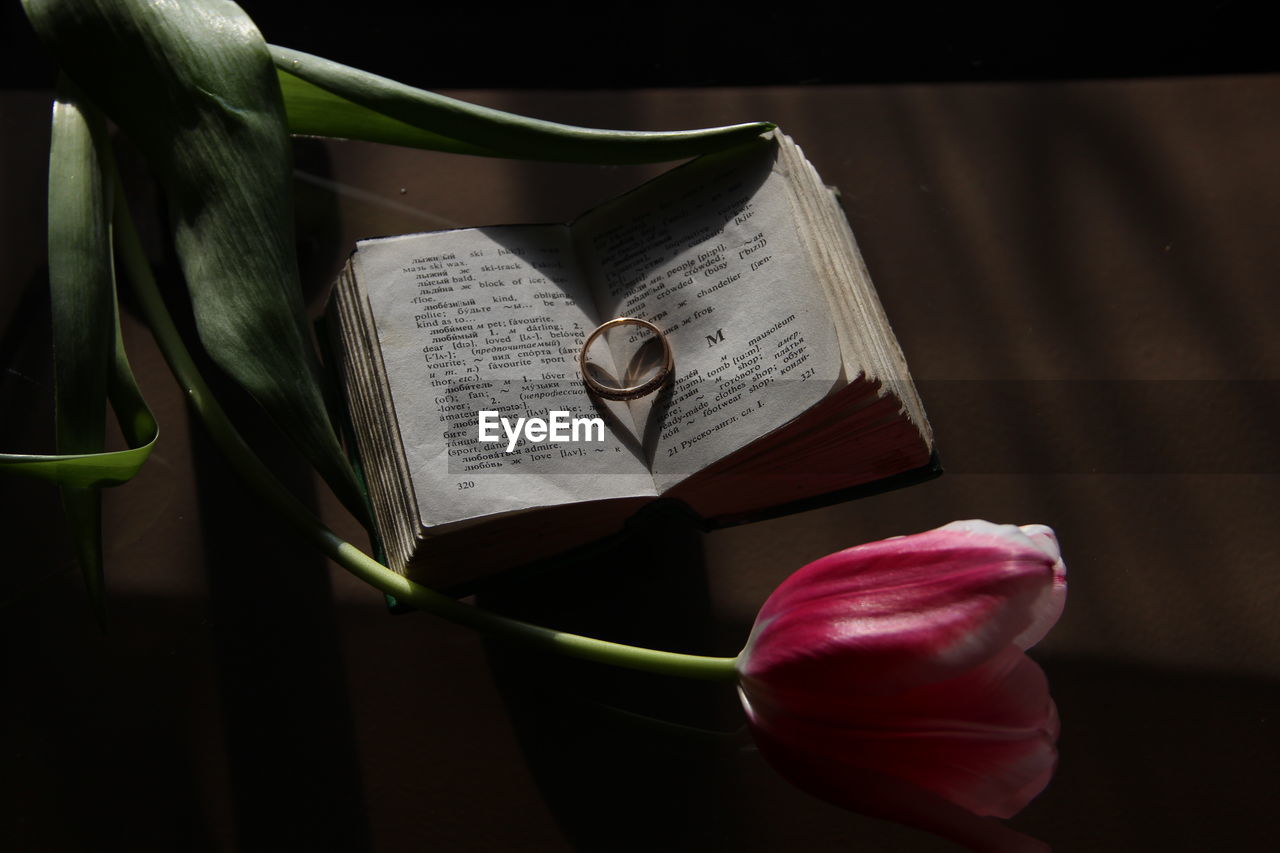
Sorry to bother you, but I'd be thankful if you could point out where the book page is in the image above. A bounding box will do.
[354,226,656,529]
[573,138,843,492]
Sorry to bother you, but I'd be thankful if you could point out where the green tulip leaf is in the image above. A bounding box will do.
[0,86,158,489]
[21,0,366,520]
[275,65,498,157]
[271,45,775,163]
[0,80,152,617]
[49,79,109,614]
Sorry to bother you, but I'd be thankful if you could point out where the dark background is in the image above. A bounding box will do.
[4,1,1278,90]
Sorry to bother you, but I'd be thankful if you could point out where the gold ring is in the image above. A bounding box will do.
[579,317,674,402]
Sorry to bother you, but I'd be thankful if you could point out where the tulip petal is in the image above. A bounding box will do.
[742,522,1060,695]
[736,521,1066,847]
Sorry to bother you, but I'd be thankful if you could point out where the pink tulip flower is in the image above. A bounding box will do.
[737,521,1067,852]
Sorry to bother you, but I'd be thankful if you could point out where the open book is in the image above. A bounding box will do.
[329,132,935,588]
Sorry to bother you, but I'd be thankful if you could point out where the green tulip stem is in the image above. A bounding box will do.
[112,179,739,684]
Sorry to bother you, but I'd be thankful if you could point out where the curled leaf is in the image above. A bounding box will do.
[0,79,154,617]
[0,440,155,489]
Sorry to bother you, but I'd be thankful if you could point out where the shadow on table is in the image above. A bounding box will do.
[478,504,745,852]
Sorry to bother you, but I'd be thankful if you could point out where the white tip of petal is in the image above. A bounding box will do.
[1013,526,1067,650]
[939,519,1043,551]
[1018,524,1062,564]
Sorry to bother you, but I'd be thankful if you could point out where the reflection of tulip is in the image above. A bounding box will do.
[737,521,1067,852]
